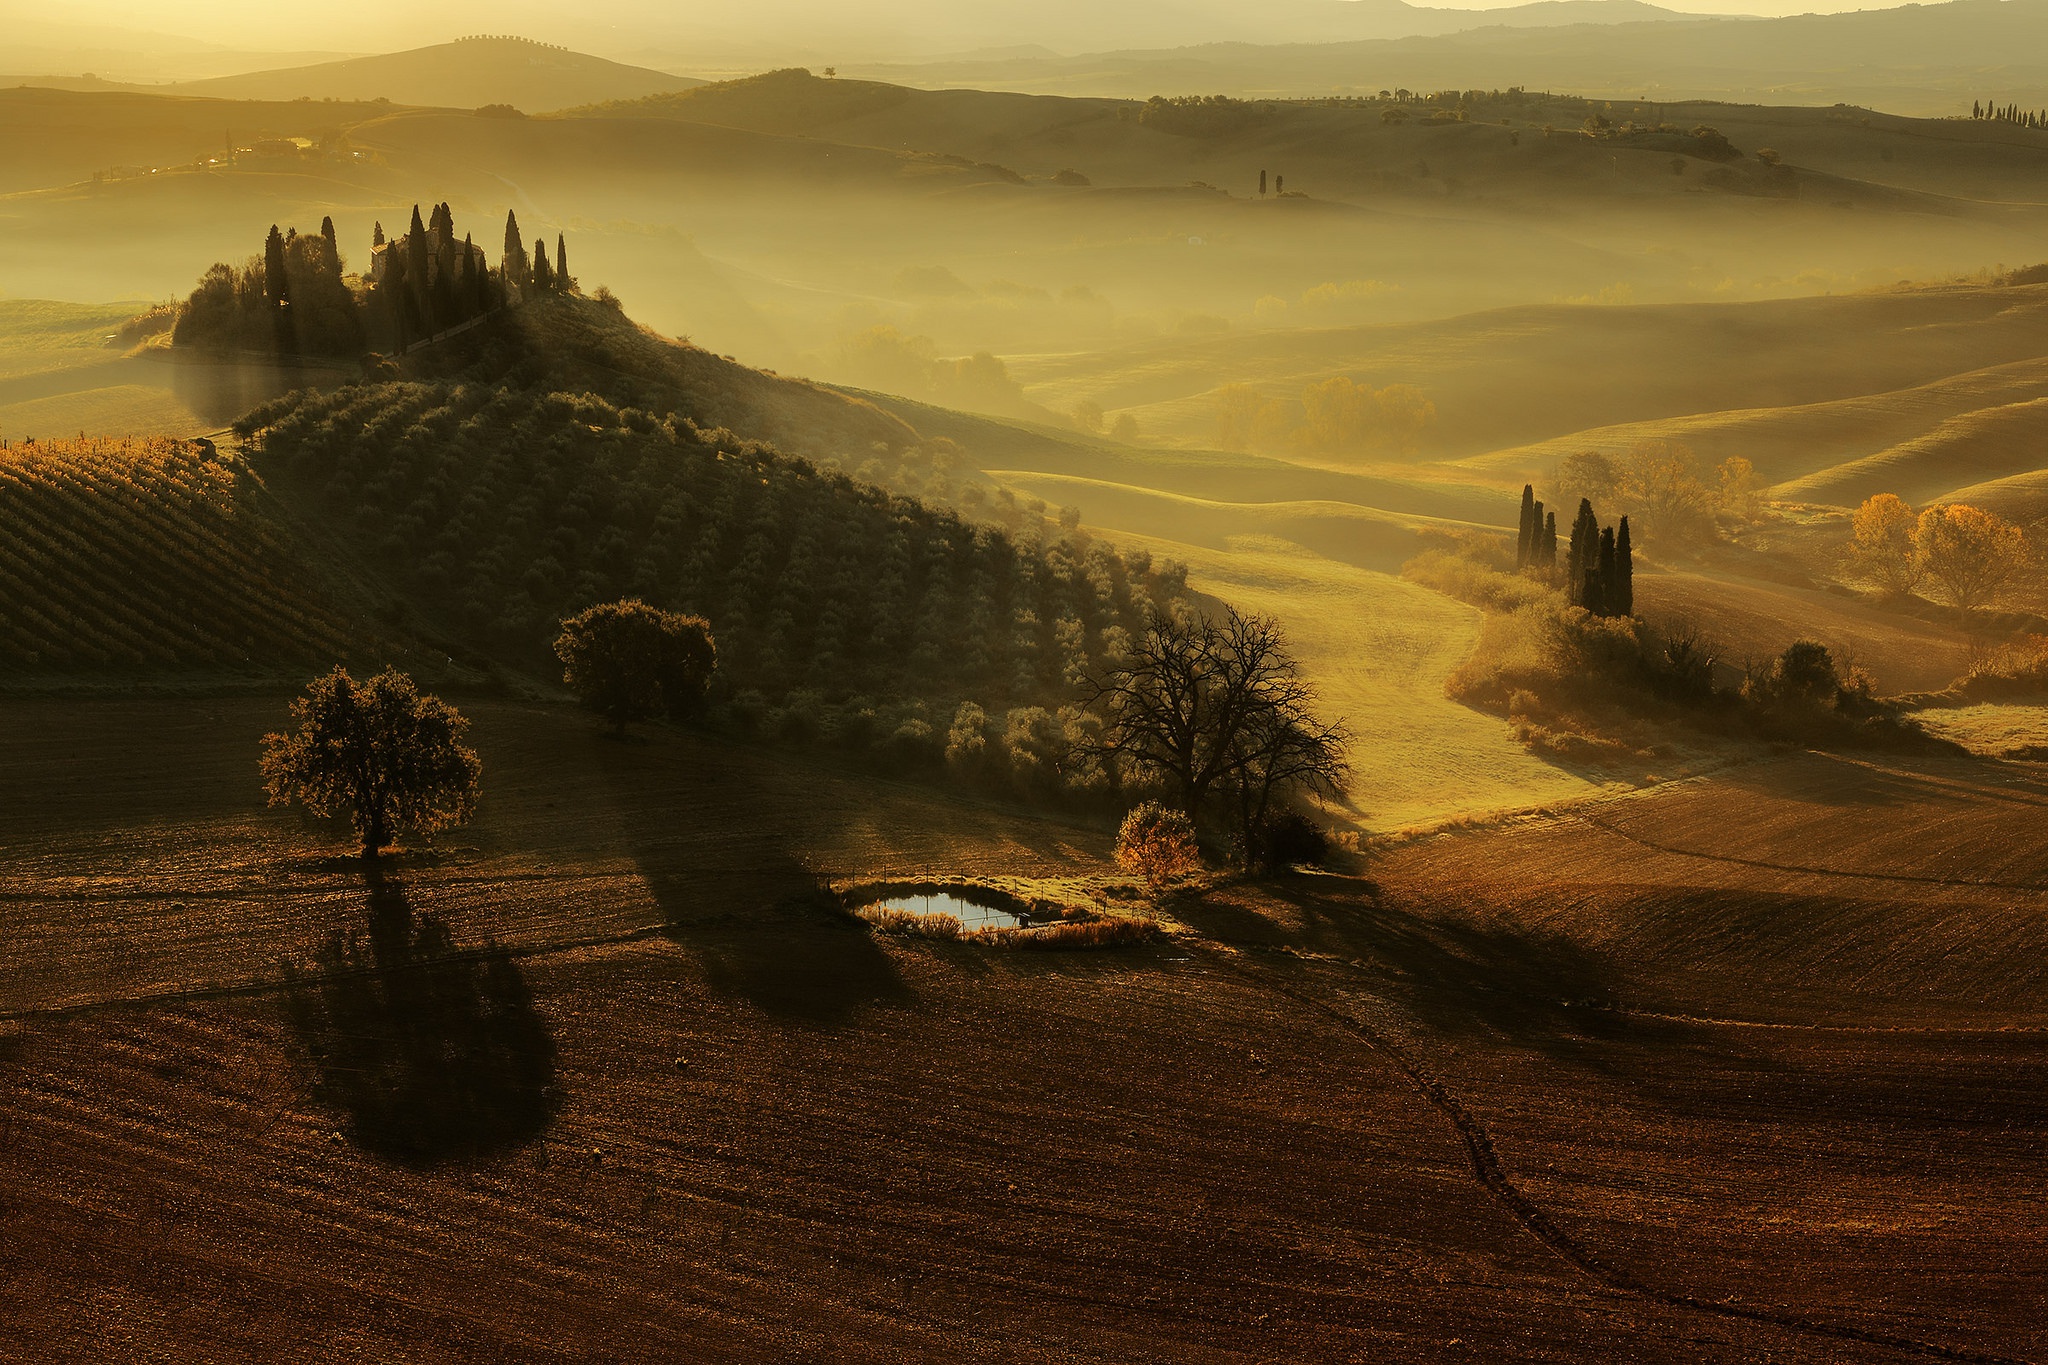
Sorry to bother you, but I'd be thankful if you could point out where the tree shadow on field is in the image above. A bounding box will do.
[283,873,559,1167]
[1245,878,1665,1064]
[649,853,913,1026]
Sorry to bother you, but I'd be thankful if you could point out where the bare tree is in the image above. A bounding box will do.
[1086,606,1348,862]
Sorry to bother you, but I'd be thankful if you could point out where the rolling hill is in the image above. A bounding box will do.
[849,0,2048,113]
[169,36,703,112]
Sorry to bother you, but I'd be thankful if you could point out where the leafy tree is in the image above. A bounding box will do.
[1553,450,1617,509]
[1916,503,2026,612]
[1115,801,1202,890]
[1617,440,1711,543]
[1717,456,1760,521]
[1849,493,1923,598]
[261,667,483,857]
[554,599,717,733]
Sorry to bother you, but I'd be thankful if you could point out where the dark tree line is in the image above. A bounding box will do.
[174,206,575,358]
[1973,100,2048,127]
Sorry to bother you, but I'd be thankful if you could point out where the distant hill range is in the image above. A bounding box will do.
[163,37,703,113]
[611,0,1721,67]
[835,0,2048,113]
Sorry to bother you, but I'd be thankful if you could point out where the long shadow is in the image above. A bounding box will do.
[283,874,559,1167]
[1219,876,1761,1082]
[647,854,914,1026]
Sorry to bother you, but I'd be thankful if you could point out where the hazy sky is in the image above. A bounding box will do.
[16,0,1926,56]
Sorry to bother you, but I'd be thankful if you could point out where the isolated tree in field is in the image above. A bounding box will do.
[261,667,483,858]
[1916,503,2026,612]
[1718,455,1760,521]
[1848,493,1923,598]
[1617,440,1711,543]
[554,599,717,734]
[1087,607,1348,857]
[1115,801,1203,890]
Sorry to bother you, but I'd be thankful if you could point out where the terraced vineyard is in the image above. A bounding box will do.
[0,436,366,673]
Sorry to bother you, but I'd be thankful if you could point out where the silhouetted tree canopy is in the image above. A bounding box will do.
[261,666,483,856]
[555,599,716,733]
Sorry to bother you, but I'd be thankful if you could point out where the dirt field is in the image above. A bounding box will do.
[0,699,2042,1363]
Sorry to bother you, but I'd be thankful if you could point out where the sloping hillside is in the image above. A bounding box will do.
[0,436,375,675]
[171,37,702,112]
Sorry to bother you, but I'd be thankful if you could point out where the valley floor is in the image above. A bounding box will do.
[1,698,2042,1362]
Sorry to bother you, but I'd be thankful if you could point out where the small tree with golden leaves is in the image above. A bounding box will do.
[1917,503,2026,613]
[261,667,482,858]
[1849,493,1923,598]
[1115,802,1202,892]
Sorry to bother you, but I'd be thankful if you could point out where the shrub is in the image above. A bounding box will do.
[1115,802,1202,889]
[1254,810,1330,869]
[554,598,716,733]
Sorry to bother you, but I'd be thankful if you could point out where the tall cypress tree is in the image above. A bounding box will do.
[263,223,295,354]
[555,232,568,290]
[319,215,338,272]
[533,238,553,291]
[1542,510,1557,566]
[1615,516,1634,617]
[1594,526,1617,617]
[1566,498,1598,606]
[1517,484,1535,568]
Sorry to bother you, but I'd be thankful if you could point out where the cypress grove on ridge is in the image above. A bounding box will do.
[1517,483,1633,617]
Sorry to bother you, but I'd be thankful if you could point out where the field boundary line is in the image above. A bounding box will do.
[1194,943,2037,1365]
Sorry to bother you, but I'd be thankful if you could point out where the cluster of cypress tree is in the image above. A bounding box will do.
[498,210,572,299]
[371,203,506,351]
[1516,484,1558,569]
[172,216,364,357]
[1973,100,2048,127]
[1565,498,1633,617]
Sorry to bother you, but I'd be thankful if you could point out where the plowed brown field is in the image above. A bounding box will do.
[1,700,2042,1363]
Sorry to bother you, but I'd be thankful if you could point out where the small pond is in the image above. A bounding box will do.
[869,892,1027,931]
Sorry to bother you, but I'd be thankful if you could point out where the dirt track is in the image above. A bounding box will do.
[0,700,2042,1362]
